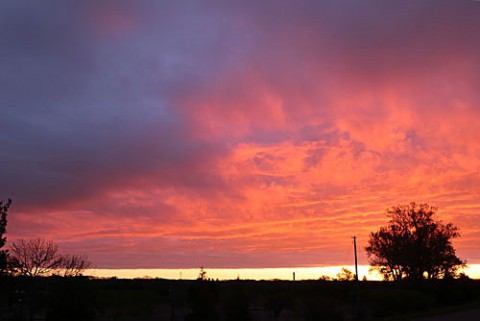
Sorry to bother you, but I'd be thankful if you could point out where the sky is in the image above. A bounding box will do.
[1,1,480,275]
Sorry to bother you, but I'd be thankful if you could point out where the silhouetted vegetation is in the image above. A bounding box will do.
[8,238,91,277]
[59,253,92,277]
[197,266,207,281]
[366,202,464,281]
[9,239,63,277]
[336,267,355,281]
[0,199,12,275]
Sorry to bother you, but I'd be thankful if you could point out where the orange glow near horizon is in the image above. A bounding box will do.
[87,264,480,281]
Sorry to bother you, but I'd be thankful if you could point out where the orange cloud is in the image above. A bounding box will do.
[3,1,480,269]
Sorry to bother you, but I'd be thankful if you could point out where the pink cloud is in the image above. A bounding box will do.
[3,0,480,269]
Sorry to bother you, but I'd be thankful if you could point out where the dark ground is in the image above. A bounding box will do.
[415,308,480,321]
[1,276,480,321]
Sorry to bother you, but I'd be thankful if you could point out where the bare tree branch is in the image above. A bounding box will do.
[10,238,63,277]
[60,253,92,277]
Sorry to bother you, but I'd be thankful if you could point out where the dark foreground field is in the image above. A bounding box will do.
[1,276,480,321]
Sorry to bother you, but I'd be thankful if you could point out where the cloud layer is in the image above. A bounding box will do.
[2,0,480,268]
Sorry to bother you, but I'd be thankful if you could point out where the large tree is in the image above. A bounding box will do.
[0,199,12,275]
[366,203,464,281]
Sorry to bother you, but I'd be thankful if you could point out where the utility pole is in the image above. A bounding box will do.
[353,235,360,320]
[353,236,359,281]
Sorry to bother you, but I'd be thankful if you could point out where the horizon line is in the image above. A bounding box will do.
[85,264,480,281]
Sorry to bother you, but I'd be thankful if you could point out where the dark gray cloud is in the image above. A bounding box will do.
[0,1,252,209]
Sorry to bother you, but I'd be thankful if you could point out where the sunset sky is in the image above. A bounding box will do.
[1,1,480,277]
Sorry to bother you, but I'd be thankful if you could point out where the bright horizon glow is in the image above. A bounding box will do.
[87,265,382,281]
[86,264,480,281]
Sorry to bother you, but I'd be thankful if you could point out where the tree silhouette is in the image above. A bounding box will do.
[336,267,355,281]
[198,266,207,281]
[9,238,92,277]
[0,199,12,275]
[60,254,92,277]
[366,203,464,281]
[9,238,63,276]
